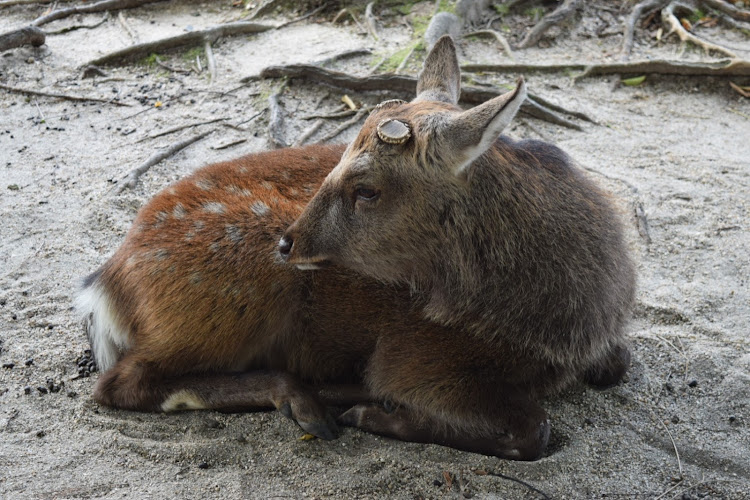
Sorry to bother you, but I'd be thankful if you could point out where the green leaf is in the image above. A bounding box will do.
[622,75,646,86]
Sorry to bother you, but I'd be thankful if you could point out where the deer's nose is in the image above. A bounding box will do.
[278,235,294,259]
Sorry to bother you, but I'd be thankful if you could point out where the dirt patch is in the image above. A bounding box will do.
[1,1,748,498]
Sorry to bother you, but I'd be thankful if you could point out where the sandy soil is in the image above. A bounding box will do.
[1,1,749,498]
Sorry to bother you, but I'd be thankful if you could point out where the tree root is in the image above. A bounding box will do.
[662,1,738,58]
[293,119,324,147]
[116,129,214,193]
[621,0,669,60]
[0,82,132,106]
[268,84,288,149]
[365,2,379,40]
[462,59,750,78]
[316,106,373,143]
[465,30,514,60]
[516,0,580,49]
[84,21,275,67]
[32,0,167,27]
[0,25,45,52]
[251,64,587,130]
[700,0,750,23]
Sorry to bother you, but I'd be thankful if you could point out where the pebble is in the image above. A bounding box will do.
[2,363,14,369]
[688,380,698,388]
[25,358,34,366]
[24,386,31,395]
[197,462,209,469]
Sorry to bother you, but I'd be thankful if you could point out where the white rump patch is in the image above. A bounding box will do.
[74,283,130,372]
[161,390,206,412]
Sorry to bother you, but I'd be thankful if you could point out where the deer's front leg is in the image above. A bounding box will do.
[337,397,549,461]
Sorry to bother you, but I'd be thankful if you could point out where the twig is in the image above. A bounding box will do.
[635,202,652,244]
[524,96,582,131]
[204,40,216,86]
[527,92,596,123]
[315,48,372,67]
[395,42,417,74]
[332,8,365,32]
[116,129,214,193]
[700,0,750,22]
[153,55,189,75]
[212,138,246,150]
[462,59,750,78]
[479,470,551,500]
[302,107,353,120]
[140,117,226,141]
[46,13,109,35]
[621,0,669,60]
[465,30,514,60]
[117,11,139,43]
[0,0,71,5]
[84,21,275,67]
[317,106,372,143]
[658,416,684,478]
[662,2,738,58]
[253,64,587,129]
[33,0,167,27]
[653,478,684,500]
[276,4,328,29]
[365,2,379,40]
[0,83,131,106]
[293,119,324,146]
[0,25,45,52]
[248,0,282,20]
[268,84,288,149]
[516,0,580,49]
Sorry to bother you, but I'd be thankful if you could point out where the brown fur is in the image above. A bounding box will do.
[78,37,635,461]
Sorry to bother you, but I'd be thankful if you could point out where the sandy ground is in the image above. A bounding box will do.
[1,1,749,498]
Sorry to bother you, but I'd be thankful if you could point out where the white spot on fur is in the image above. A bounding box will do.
[172,203,186,219]
[161,390,206,412]
[195,179,214,191]
[225,224,243,243]
[260,181,273,190]
[74,283,130,372]
[202,202,225,214]
[251,201,269,216]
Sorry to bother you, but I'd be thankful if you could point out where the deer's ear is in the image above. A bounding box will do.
[441,78,527,176]
[415,36,460,105]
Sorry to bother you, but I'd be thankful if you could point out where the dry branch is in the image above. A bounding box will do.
[0,83,131,106]
[252,64,587,130]
[662,1,738,58]
[33,0,166,27]
[268,87,287,149]
[0,0,66,6]
[701,0,750,22]
[621,0,669,60]
[516,0,580,49]
[364,2,379,40]
[117,11,139,43]
[314,49,371,67]
[0,25,45,52]
[293,119,324,146]
[204,40,216,86]
[317,106,372,143]
[462,59,750,78]
[84,21,275,67]
[116,129,214,193]
[465,30,514,60]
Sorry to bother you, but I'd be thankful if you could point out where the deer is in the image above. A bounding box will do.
[75,36,635,461]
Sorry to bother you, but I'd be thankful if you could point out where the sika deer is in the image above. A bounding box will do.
[76,36,635,461]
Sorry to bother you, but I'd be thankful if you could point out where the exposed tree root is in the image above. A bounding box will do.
[293,119,324,147]
[116,129,214,193]
[0,0,67,6]
[621,0,669,60]
[268,85,288,149]
[516,0,580,49]
[32,0,167,27]
[365,2,379,40]
[0,25,45,51]
[0,82,132,106]
[46,13,109,36]
[662,1,738,58]
[204,40,216,86]
[462,59,750,78]
[84,21,275,67]
[117,11,139,43]
[314,49,371,67]
[701,0,750,23]
[316,106,373,143]
[251,64,587,130]
[465,29,514,59]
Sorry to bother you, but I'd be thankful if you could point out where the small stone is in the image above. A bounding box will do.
[2,363,14,369]
[671,415,680,424]
[37,386,48,394]
[25,358,34,366]
[688,380,698,388]
[197,462,209,469]
[664,382,674,392]
[67,391,77,398]
[24,386,31,394]
[26,57,34,64]
[36,430,46,438]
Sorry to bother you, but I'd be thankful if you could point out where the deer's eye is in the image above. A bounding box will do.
[355,187,380,202]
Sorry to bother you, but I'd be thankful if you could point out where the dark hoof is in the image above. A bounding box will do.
[508,419,550,461]
[584,344,631,389]
[298,415,339,441]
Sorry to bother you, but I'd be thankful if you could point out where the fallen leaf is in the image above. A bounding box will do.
[622,75,647,86]
[443,470,453,488]
[154,101,163,108]
[298,433,316,441]
[680,18,692,31]
[474,469,488,476]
